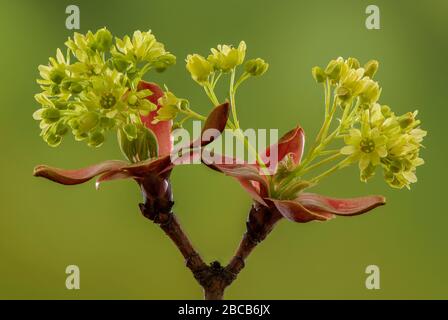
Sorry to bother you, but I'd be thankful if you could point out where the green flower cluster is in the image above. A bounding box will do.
[34,28,176,148]
[185,41,268,86]
[313,57,381,107]
[309,57,426,189]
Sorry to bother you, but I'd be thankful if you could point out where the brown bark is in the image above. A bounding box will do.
[139,176,281,299]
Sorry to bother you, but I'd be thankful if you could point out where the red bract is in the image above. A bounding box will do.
[138,81,173,157]
[205,126,386,223]
[33,82,230,192]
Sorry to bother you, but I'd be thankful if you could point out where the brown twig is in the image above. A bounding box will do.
[139,175,281,299]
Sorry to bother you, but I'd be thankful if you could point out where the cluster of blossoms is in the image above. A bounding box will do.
[309,57,426,189]
[34,28,175,153]
[185,41,268,85]
[33,30,427,299]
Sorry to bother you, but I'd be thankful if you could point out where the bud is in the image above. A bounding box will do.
[347,57,360,69]
[49,67,66,84]
[364,60,379,78]
[99,116,115,129]
[123,123,138,141]
[54,100,68,110]
[69,82,83,94]
[45,133,62,147]
[112,57,130,72]
[153,53,176,72]
[118,126,158,163]
[360,80,381,104]
[41,108,61,123]
[128,94,138,106]
[381,105,393,118]
[324,59,342,80]
[185,54,213,84]
[335,86,350,100]
[94,28,113,52]
[245,58,269,76]
[55,121,68,135]
[78,112,99,133]
[311,66,326,83]
[88,131,105,148]
[360,163,376,182]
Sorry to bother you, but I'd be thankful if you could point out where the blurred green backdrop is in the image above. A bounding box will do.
[0,0,447,299]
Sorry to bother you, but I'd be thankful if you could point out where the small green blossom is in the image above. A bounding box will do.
[311,66,326,83]
[341,126,388,174]
[185,54,213,84]
[112,30,176,71]
[153,91,181,123]
[245,58,269,77]
[364,60,379,78]
[207,41,246,72]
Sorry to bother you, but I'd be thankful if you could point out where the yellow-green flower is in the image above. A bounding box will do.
[153,91,182,123]
[113,30,176,69]
[207,41,246,72]
[341,122,388,174]
[186,54,213,84]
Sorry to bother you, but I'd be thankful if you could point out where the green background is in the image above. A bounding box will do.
[0,0,447,299]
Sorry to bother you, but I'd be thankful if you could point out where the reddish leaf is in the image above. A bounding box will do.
[191,102,230,147]
[298,193,386,216]
[33,160,127,185]
[260,126,305,172]
[123,155,173,178]
[268,198,334,223]
[207,161,268,190]
[138,81,173,157]
[238,178,268,206]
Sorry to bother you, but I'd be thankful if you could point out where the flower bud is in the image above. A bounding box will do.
[336,86,350,100]
[94,28,113,52]
[123,123,138,141]
[128,94,138,106]
[364,60,379,78]
[45,133,62,147]
[381,105,393,118]
[324,59,342,80]
[245,58,269,76]
[112,57,130,72]
[55,121,68,135]
[186,54,213,84]
[78,112,99,133]
[69,82,83,94]
[347,57,360,69]
[360,80,381,104]
[153,53,177,72]
[49,67,66,84]
[311,66,326,83]
[41,108,61,123]
[88,131,105,147]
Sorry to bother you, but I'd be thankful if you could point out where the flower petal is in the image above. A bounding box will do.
[268,198,334,223]
[33,160,128,185]
[260,126,305,173]
[138,81,173,157]
[298,193,386,216]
